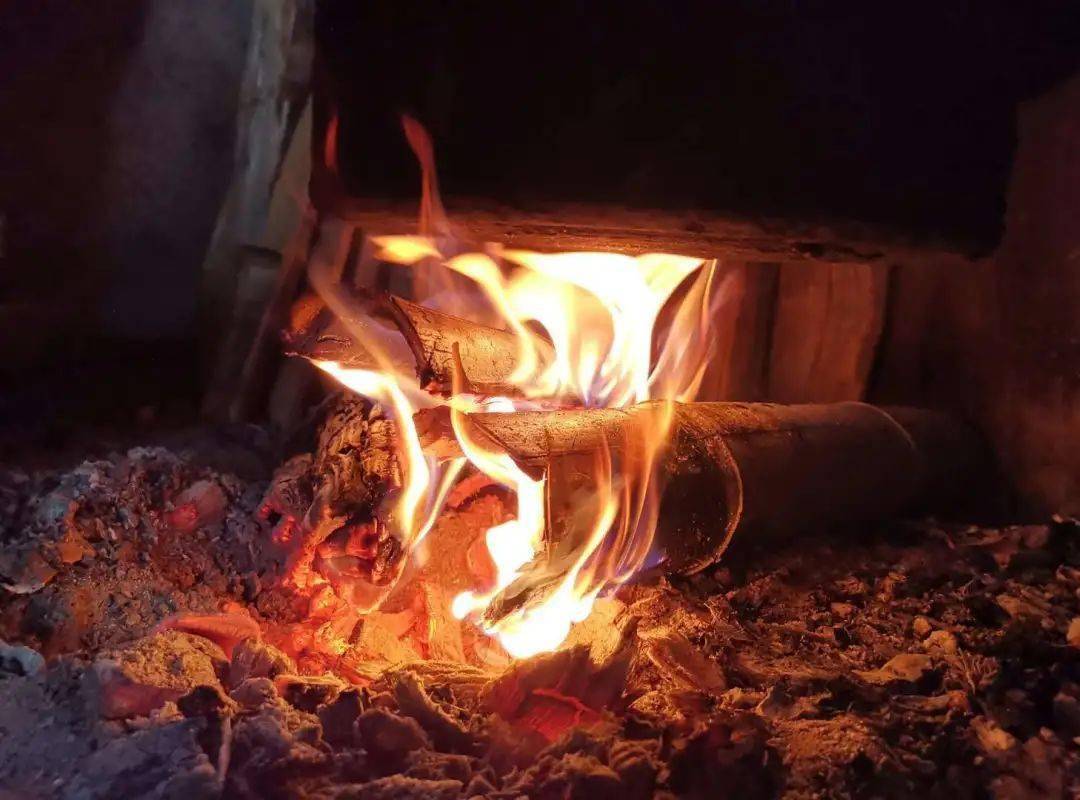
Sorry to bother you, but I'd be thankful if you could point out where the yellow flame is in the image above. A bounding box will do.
[309,122,728,659]
[318,233,721,658]
[315,362,432,546]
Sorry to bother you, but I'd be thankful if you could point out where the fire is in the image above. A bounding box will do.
[314,362,463,550]
[309,119,725,659]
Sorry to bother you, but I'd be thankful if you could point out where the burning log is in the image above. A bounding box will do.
[282,289,418,374]
[447,401,985,623]
[387,296,555,395]
[261,394,402,611]
[285,290,554,396]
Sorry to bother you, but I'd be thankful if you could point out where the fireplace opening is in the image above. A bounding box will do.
[3,4,1080,799]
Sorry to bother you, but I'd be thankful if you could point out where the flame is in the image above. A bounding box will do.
[324,112,339,172]
[447,397,547,646]
[304,218,463,557]
[315,362,445,546]
[309,118,727,659]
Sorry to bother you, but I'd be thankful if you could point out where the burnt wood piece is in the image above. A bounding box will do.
[870,258,956,406]
[312,395,397,517]
[458,402,985,625]
[200,246,283,420]
[767,262,891,403]
[231,210,321,422]
[264,394,402,612]
[202,208,318,421]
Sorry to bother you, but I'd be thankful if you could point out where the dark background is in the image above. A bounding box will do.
[321,1,1080,246]
[0,0,251,453]
[1,0,1078,450]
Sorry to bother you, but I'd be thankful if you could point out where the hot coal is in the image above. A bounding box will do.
[1,431,1079,798]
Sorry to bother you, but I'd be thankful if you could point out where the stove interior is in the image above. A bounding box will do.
[2,5,1080,799]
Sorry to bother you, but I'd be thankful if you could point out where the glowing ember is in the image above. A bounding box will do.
[309,119,726,659]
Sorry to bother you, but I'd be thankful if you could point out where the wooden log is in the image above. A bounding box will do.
[310,196,970,267]
[284,289,556,397]
[458,401,985,624]
[697,261,779,401]
[218,209,319,422]
[766,262,890,403]
[282,288,417,375]
[386,296,555,395]
[261,394,401,612]
[267,357,320,433]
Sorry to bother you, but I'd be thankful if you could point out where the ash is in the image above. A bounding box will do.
[1,435,1078,799]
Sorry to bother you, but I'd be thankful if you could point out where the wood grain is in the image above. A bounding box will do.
[698,261,779,401]
[310,197,969,267]
[766,262,890,403]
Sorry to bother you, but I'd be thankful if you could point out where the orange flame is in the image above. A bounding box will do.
[324,112,339,172]
[310,119,728,659]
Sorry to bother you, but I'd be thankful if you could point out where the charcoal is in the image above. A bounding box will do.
[166,479,228,534]
[63,719,220,800]
[608,740,660,800]
[640,627,727,693]
[0,662,102,796]
[0,639,45,676]
[156,611,262,658]
[3,435,1080,797]
[463,772,497,796]
[276,673,345,712]
[1067,617,1080,647]
[503,751,623,800]
[403,750,475,783]
[226,704,329,797]
[855,652,937,688]
[667,712,781,800]
[178,683,236,719]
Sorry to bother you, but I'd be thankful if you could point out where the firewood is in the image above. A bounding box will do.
[258,394,403,613]
[387,296,554,395]
[285,289,555,397]
[276,391,984,626]
[452,401,985,625]
[697,261,779,401]
[201,246,282,421]
[283,286,416,373]
[767,261,890,402]
[422,401,984,563]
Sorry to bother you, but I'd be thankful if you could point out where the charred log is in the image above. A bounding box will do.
[261,394,402,611]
